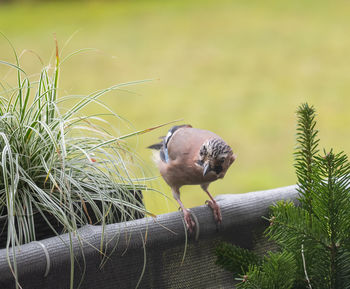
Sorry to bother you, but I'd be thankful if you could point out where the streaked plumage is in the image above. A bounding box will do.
[148,125,236,232]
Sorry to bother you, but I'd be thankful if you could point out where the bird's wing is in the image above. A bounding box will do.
[164,125,192,147]
[159,124,192,163]
[147,125,192,163]
[167,127,218,162]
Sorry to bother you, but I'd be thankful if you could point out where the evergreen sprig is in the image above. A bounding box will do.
[215,242,262,276]
[269,104,350,289]
[294,103,319,216]
[215,103,350,289]
[236,252,297,289]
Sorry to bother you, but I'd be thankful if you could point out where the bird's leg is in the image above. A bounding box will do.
[201,184,222,224]
[172,188,195,233]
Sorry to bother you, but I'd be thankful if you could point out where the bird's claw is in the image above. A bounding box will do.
[205,200,222,224]
[183,209,196,233]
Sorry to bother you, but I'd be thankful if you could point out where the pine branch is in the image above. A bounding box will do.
[215,102,350,289]
[311,150,350,288]
[236,252,297,289]
[266,201,327,251]
[215,242,262,276]
[294,103,319,217]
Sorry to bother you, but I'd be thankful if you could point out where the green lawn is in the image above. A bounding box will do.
[1,0,350,215]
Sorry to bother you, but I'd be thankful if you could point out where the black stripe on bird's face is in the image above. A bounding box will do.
[202,162,223,176]
[213,165,223,174]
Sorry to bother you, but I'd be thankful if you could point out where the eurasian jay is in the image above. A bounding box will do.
[148,125,236,232]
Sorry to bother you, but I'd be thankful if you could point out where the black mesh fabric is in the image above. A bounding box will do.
[0,186,298,289]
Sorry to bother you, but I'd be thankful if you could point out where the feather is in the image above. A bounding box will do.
[147,143,163,150]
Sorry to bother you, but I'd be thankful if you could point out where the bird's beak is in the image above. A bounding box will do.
[203,162,211,176]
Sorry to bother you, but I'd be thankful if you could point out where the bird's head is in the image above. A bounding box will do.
[197,138,236,178]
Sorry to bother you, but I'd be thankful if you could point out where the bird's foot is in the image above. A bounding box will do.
[182,209,196,233]
[205,199,222,224]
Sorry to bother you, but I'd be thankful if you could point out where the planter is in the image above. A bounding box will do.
[0,190,144,249]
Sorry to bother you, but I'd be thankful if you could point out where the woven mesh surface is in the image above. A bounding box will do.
[0,185,298,289]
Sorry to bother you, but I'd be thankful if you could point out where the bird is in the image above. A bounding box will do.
[148,125,236,232]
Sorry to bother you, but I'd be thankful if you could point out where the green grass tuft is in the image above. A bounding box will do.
[0,45,149,242]
[0,37,162,288]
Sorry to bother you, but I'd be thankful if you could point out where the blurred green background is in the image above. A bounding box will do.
[1,0,350,215]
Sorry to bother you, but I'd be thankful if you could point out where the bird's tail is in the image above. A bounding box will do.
[147,139,170,163]
[148,141,167,163]
[147,142,163,150]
